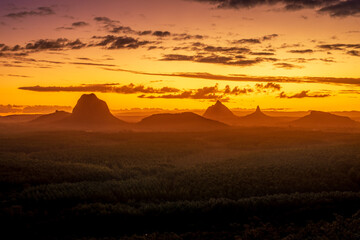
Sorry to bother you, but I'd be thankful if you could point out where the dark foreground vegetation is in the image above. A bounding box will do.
[1,128,360,239]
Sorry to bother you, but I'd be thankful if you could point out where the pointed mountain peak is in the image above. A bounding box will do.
[215,100,223,105]
[203,100,238,124]
[241,105,272,122]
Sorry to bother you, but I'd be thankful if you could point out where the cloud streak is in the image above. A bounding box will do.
[279,90,331,98]
[190,0,360,17]
[139,84,254,101]
[103,67,360,86]
[5,7,55,18]
[19,83,180,94]
[160,53,276,66]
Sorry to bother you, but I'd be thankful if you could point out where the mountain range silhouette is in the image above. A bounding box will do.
[30,110,70,124]
[203,102,283,126]
[20,94,360,131]
[291,111,358,129]
[60,93,127,127]
[138,112,228,131]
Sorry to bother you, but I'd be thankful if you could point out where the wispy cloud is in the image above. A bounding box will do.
[19,83,180,94]
[279,90,331,98]
[103,68,360,86]
[190,0,360,17]
[5,7,55,18]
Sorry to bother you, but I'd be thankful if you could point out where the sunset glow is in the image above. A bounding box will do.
[1,0,360,112]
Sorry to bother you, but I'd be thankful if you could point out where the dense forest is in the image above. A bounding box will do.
[1,128,360,239]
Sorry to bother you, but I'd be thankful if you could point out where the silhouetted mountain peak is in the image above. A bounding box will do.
[247,105,267,117]
[72,93,111,117]
[215,100,222,106]
[60,93,126,126]
[238,105,275,126]
[203,100,237,121]
[291,110,357,128]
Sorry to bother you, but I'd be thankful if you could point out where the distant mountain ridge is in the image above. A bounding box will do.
[138,112,228,131]
[203,101,284,126]
[30,110,70,124]
[2,94,359,132]
[290,111,359,129]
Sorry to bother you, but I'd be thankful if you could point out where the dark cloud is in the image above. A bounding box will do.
[233,38,261,44]
[19,83,180,94]
[139,91,195,100]
[94,16,191,39]
[255,83,282,92]
[139,30,153,35]
[5,7,55,18]
[283,57,335,64]
[317,43,360,57]
[56,26,74,31]
[232,34,278,44]
[274,62,303,69]
[24,38,86,50]
[103,68,360,86]
[224,85,254,95]
[319,58,336,63]
[279,90,331,98]
[161,53,275,66]
[318,43,360,50]
[172,33,204,41]
[280,43,304,49]
[160,40,277,66]
[262,34,279,41]
[201,45,250,54]
[94,16,136,35]
[288,49,314,54]
[94,16,119,26]
[161,54,194,61]
[152,31,171,37]
[56,22,89,31]
[250,52,275,56]
[94,35,151,49]
[0,39,87,58]
[190,0,359,17]
[318,0,360,17]
[347,50,360,57]
[72,21,89,27]
[109,26,137,34]
[138,84,253,101]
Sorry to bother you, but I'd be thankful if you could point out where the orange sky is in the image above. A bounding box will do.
[0,0,360,113]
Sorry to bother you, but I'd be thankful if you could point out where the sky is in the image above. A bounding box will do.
[0,0,360,113]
